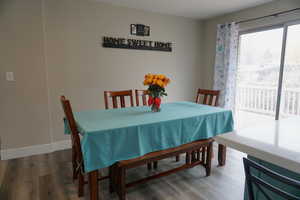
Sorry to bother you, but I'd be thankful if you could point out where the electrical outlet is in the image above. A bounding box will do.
[0,137,1,160]
[6,72,14,81]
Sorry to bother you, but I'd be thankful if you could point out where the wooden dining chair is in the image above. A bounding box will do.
[195,89,220,106]
[60,96,85,196]
[243,157,300,200]
[60,96,108,197]
[175,89,220,162]
[135,89,149,106]
[104,90,134,109]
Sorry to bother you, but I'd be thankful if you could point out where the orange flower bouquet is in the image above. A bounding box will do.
[143,73,170,112]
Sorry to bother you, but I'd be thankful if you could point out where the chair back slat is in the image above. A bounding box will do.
[104,90,134,109]
[215,94,219,107]
[120,96,125,107]
[142,95,147,106]
[243,158,300,200]
[112,96,118,108]
[195,89,220,107]
[208,94,214,105]
[60,96,83,163]
[135,90,149,106]
[203,94,208,105]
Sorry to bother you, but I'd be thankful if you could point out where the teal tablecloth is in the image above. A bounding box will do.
[65,101,234,173]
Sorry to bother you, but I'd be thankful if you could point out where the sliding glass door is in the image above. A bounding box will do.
[279,22,300,119]
[235,21,300,129]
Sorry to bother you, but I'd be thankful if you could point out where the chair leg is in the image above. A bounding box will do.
[153,161,158,169]
[201,147,206,164]
[114,165,119,194]
[191,151,197,162]
[78,172,85,197]
[118,167,126,200]
[114,165,120,196]
[175,155,180,162]
[72,148,78,180]
[196,149,201,161]
[205,142,213,176]
[147,162,152,170]
[109,166,114,193]
[186,152,191,164]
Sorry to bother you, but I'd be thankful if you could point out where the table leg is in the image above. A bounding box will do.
[206,142,213,176]
[218,144,227,166]
[89,170,99,200]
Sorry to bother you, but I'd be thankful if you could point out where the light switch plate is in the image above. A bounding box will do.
[6,72,14,81]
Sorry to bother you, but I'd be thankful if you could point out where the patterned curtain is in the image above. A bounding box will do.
[213,22,239,110]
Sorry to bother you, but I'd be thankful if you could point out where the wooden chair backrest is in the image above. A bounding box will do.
[195,89,220,106]
[104,90,134,109]
[243,157,300,200]
[60,96,83,163]
[135,90,149,106]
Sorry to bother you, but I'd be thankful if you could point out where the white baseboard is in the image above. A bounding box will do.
[0,140,71,160]
[51,140,71,152]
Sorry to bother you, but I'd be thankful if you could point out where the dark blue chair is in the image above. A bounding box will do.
[243,157,300,200]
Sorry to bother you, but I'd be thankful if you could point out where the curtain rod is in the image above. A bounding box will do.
[236,8,300,24]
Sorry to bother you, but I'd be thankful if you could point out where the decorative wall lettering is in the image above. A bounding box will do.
[102,37,172,52]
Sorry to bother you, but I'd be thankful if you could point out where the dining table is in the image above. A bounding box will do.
[65,101,234,200]
[215,117,300,200]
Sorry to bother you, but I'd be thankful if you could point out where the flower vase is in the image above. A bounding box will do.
[150,97,161,112]
[151,104,160,112]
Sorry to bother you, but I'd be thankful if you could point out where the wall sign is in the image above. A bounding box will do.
[102,37,172,52]
[130,24,150,36]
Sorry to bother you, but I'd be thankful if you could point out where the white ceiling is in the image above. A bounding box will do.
[95,0,273,19]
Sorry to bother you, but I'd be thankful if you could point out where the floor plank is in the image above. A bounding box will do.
[0,147,245,200]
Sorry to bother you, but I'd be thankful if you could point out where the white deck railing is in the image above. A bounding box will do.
[236,85,300,116]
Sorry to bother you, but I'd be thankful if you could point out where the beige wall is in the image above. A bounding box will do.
[1,0,204,149]
[202,0,300,89]
[0,0,51,150]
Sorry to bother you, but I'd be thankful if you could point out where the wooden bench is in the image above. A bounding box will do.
[110,138,214,200]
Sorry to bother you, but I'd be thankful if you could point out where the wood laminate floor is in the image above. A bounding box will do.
[0,147,245,200]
